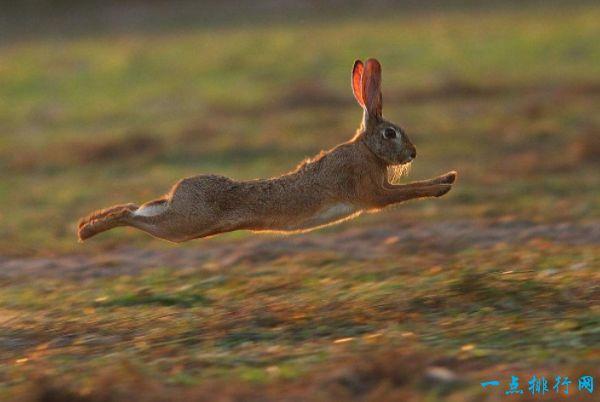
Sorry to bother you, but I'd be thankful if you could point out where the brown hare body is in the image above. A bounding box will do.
[78,59,456,243]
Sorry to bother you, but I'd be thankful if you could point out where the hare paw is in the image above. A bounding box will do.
[434,171,457,185]
[434,184,453,197]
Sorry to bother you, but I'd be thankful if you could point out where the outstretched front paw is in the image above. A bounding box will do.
[433,171,457,185]
[434,184,453,197]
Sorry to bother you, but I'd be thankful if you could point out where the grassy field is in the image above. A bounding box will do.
[0,2,599,401]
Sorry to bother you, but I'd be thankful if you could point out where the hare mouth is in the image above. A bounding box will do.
[387,161,412,184]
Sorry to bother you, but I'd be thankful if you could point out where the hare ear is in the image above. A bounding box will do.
[351,60,365,108]
[362,58,382,119]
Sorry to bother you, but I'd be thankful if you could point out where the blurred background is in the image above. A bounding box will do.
[0,1,598,401]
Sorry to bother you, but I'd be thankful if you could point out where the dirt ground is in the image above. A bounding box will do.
[2,219,598,281]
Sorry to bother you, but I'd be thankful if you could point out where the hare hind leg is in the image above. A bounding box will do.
[129,198,228,242]
[78,199,186,243]
[78,203,139,241]
[126,199,192,243]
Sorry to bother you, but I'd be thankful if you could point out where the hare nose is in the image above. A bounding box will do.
[410,148,417,159]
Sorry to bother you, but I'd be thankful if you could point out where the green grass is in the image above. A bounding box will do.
[1,242,597,399]
[0,2,599,400]
[1,3,599,254]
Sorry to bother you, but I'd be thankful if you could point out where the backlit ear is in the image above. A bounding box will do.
[351,60,365,108]
[362,58,382,119]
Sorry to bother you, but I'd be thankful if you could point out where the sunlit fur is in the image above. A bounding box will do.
[77,58,455,243]
[387,161,412,185]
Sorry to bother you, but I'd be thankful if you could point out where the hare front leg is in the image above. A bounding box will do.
[416,170,457,186]
[384,171,457,190]
[372,183,453,208]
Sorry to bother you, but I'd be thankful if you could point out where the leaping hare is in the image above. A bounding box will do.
[78,58,456,243]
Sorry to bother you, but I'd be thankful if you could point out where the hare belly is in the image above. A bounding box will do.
[294,203,362,230]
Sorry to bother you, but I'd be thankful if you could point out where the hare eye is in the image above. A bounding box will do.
[383,128,397,139]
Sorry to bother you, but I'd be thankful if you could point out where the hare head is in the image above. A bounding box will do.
[352,59,417,167]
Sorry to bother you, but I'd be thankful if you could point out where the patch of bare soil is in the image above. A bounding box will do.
[1,220,598,281]
[7,132,164,172]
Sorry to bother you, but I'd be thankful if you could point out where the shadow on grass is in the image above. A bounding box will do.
[409,268,572,315]
[98,292,211,308]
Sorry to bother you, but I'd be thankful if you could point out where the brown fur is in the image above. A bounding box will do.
[77,58,456,243]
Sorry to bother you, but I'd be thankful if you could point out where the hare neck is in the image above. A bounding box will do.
[356,133,388,169]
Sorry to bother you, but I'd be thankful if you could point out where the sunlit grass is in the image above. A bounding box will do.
[0,4,599,399]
